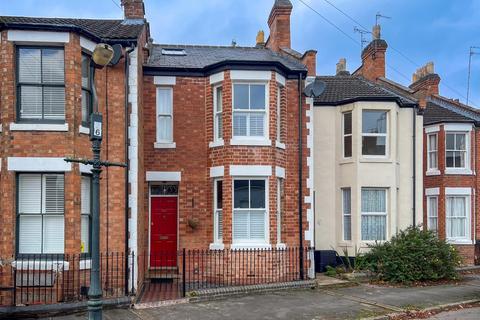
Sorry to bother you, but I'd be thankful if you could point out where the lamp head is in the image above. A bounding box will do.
[92,43,115,68]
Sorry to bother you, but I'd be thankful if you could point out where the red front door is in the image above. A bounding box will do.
[150,196,177,268]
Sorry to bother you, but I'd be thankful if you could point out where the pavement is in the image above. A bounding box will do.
[40,274,480,320]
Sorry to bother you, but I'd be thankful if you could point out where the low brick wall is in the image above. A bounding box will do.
[455,245,475,266]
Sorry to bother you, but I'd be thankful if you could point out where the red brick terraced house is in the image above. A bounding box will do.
[0,0,149,306]
[352,24,480,265]
[137,0,317,292]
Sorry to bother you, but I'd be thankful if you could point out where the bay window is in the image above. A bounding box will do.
[361,188,387,241]
[156,87,173,143]
[213,179,223,243]
[17,174,65,255]
[233,83,267,139]
[277,178,284,244]
[342,188,351,241]
[446,132,467,169]
[81,54,92,126]
[446,195,469,241]
[427,196,438,233]
[343,112,352,158]
[362,110,387,156]
[233,179,267,244]
[276,85,283,144]
[81,176,92,254]
[17,47,65,122]
[214,86,223,142]
[427,133,438,171]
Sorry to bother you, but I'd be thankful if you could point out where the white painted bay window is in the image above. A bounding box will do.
[361,188,387,241]
[81,54,92,126]
[362,110,387,156]
[276,178,284,245]
[232,83,267,140]
[446,195,470,242]
[17,47,65,122]
[342,188,351,241]
[81,176,92,254]
[18,174,65,254]
[156,87,174,145]
[343,112,352,158]
[427,196,438,233]
[214,86,223,142]
[427,133,438,171]
[445,132,468,169]
[233,179,267,245]
[214,179,223,243]
[276,85,284,145]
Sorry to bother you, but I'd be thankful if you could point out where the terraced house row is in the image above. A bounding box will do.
[0,0,478,308]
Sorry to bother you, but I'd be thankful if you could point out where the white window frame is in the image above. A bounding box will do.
[213,85,223,144]
[276,85,283,144]
[232,177,269,247]
[276,178,284,245]
[213,179,223,244]
[17,173,65,255]
[342,112,352,159]
[155,87,174,145]
[445,132,470,173]
[361,110,388,158]
[342,188,352,241]
[81,175,92,255]
[427,133,438,172]
[361,188,388,242]
[426,195,438,233]
[231,82,269,143]
[445,189,471,243]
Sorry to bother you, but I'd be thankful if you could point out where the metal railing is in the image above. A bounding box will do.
[139,247,312,302]
[0,253,131,306]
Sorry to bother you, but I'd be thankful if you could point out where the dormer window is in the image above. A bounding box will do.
[161,48,186,56]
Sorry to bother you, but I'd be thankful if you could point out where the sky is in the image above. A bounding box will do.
[2,0,480,107]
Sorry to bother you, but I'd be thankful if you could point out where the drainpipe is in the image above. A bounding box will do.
[124,45,135,294]
[298,73,304,280]
[412,105,417,226]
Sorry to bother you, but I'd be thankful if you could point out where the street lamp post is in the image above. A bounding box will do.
[65,44,125,320]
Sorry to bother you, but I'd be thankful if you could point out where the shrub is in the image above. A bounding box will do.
[356,226,461,284]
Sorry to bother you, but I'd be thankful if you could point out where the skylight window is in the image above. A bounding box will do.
[161,48,186,56]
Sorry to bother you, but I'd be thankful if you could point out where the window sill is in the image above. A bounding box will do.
[10,123,69,132]
[275,141,286,149]
[79,126,90,135]
[447,239,473,245]
[209,243,225,250]
[79,259,91,270]
[359,157,392,164]
[230,139,271,147]
[426,169,441,176]
[445,168,473,175]
[276,243,286,250]
[11,260,70,271]
[339,158,354,165]
[154,142,176,149]
[231,243,272,250]
[209,139,224,148]
[0,124,2,132]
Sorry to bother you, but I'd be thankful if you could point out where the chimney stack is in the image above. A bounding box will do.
[354,24,388,82]
[121,0,145,20]
[266,0,293,52]
[256,30,265,47]
[409,61,441,103]
[336,58,350,76]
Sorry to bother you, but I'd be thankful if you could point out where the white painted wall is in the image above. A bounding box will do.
[313,101,423,255]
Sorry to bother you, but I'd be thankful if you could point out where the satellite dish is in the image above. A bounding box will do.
[303,79,326,98]
[108,44,124,66]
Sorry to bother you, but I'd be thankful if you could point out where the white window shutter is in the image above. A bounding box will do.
[43,215,65,253]
[81,215,90,253]
[249,210,265,240]
[43,175,64,214]
[18,174,42,214]
[18,216,42,254]
[233,211,248,240]
[81,176,91,214]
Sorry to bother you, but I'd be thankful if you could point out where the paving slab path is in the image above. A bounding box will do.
[41,275,480,320]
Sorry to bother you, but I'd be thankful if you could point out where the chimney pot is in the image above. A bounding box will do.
[372,24,381,40]
[336,58,347,75]
[256,30,265,47]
